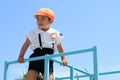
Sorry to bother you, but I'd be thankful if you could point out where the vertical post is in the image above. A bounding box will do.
[44,54,50,80]
[89,75,94,80]
[93,46,99,80]
[70,66,74,80]
[55,77,60,80]
[4,61,8,80]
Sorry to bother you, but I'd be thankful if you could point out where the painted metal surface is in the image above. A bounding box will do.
[4,46,120,80]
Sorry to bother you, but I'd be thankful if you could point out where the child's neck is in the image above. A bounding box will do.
[41,27,50,31]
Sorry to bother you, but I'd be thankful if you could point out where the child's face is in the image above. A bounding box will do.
[36,15,51,30]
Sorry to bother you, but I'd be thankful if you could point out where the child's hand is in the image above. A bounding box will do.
[18,57,24,63]
[62,59,68,66]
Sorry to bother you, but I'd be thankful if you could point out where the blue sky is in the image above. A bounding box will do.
[0,0,120,80]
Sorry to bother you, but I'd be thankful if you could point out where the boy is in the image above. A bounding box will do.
[18,8,68,80]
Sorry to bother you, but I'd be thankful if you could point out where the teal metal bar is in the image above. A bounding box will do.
[7,55,46,65]
[5,46,114,80]
[70,66,74,80]
[50,48,93,58]
[4,61,8,80]
[51,58,91,76]
[57,74,91,80]
[93,46,99,80]
[57,74,92,80]
[55,77,60,80]
[3,47,94,80]
[89,75,94,80]
[74,67,91,76]
[44,54,50,80]
[6,48,93,65]
[99,70,120,75]
[57,70,120,80]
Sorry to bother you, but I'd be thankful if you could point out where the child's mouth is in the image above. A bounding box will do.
[39,24,43,26]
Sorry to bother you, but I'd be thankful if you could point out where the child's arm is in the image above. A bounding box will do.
[18,38,30,63]
[57,43,68,66]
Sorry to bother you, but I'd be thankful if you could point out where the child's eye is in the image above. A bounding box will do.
[37,17,48,21]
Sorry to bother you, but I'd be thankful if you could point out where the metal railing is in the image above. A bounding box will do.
[4,46,120,80]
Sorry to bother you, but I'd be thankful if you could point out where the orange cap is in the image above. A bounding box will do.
[34,8,55,23]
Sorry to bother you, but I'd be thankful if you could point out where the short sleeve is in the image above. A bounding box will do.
[25,31,35,42]
[55,32,64,45]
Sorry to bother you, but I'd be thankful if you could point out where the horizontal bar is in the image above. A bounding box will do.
[5,47,94,80]
[56,75,89,80]
[51,58,91,76]
[50,48,93,58]
[99,70,120,75]
[57,70,120,79]
[7,47,94,65]
[7,55,46,65]
[74,67,91,76]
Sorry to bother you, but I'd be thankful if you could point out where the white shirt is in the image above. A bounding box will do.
[26,28,64,52]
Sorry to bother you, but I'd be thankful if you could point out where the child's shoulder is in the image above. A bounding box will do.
[49,28,59,33]
[28,28,43,33]
[49,28,64,37]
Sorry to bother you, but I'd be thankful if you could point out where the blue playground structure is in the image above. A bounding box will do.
[4,46,120,80]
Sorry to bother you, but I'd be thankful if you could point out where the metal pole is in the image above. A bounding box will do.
[4,61,8,80]
[55,77,61,80]
[70,66,74,80]
[44,54,50,80]
[93,46,99,80]
[89,75,94,80]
